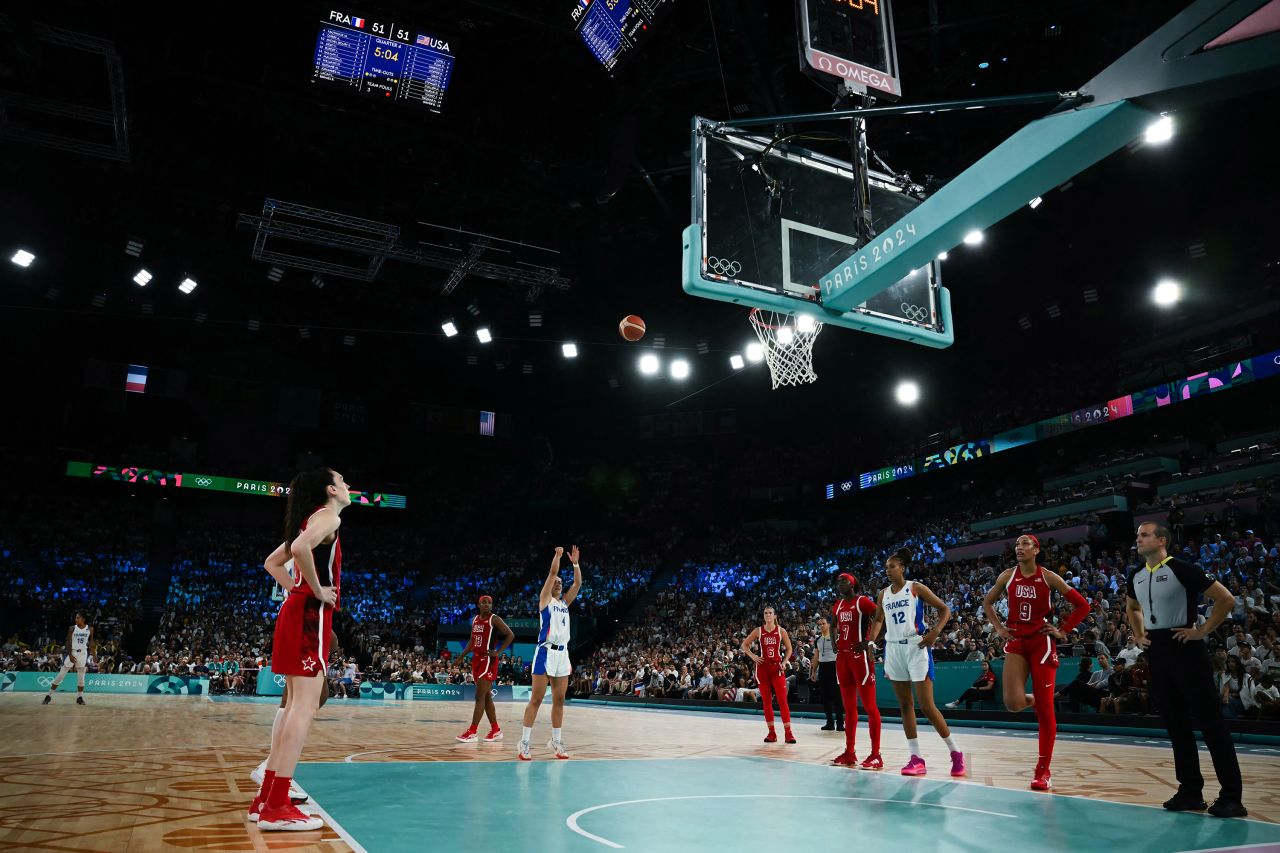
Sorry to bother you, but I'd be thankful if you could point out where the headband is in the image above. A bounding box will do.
[478,595,492,604]
[1023,534,1041,550]
[838,572,858,588]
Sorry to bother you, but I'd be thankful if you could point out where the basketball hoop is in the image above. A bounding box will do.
[749,308,823,389]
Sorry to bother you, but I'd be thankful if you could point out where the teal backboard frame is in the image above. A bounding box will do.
[682,0,1280,349]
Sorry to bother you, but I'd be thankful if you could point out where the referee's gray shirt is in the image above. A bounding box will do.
[1125,557,1213,631]
[816,634,837,663]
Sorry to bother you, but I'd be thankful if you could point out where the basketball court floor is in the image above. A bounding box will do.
[3,694,1279,852]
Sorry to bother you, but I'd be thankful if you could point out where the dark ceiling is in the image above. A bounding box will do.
[1,0,1278,464]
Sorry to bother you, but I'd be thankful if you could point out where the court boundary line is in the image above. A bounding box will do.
[565,793,1017,849]
[1175,843,1280,853]
[304,796,369,853]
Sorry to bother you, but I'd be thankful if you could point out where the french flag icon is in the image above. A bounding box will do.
[352,17,365,28]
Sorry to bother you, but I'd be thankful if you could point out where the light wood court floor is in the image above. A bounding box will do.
[2,694,1278,852]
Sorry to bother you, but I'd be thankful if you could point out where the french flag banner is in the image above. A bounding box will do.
[125,364,148,394]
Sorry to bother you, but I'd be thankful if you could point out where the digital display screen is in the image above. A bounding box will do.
[859,463,915,490]
[570,0,675,73]
[312,10,455,112]
[1036,402,1119,440]
[66,461,406,508]
[1253,348,1280,380]
[799,0,901,97]
[1173,360,1253,401]
[923,440,990,472]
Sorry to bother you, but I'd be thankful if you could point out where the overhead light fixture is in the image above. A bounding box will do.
[1029,196,1043,209]
[124,237,144,257]
[523,363,533,375]
[746,342,765,363]
[529,311,543,328]
[1144,115,1174,144]
[133,269,152,286]
[10,249,35,267]
[178,277,198,294]
[607,376,620,389]
[1018,315,1032,330]
[562,342,578,358]
[90,293,106,308]
[476,327,492,343]
[141,302,153,315]
[466,355,478,366]
[652,335,666,349]
[194,311,207,324]
[796,314,817,333]
[978,61,989,69]
[267,266,284,282]
[696,339,710,355]
[1153,278,1182,307]
[895,380,921,406]
[466,301,481,317]
[1083,288,1098,304]
[937,251,949,261]
[299,327,311,339]
[639,354,660,375]
[670,359,690,379]
[248,319,261,331]
[442,321,458,337]
[729,354,745,370]
[776,326,795,347]
[963,230,984,246]
[312,274,325,289]
[1047,303,1062,319]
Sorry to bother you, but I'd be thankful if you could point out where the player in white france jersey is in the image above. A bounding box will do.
[43,612,94,705]
[518,545,582,761]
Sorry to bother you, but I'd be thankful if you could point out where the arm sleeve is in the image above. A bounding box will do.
[1061,587,1091,633]
[857,596,877,615]
[1169,559,1213,595]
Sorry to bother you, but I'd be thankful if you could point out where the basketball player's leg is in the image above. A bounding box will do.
[257,673,326,830]
[519,673,548,759]
[771,671,795,739]
[467,678,490,730]
[836,657,860,757]
[856,679,882,757]
[757,666,777,729]
[483,686,499,730]
[1002,652,1033,711]
[891,680,917,739]
[44,657,75,702]
[74,658,87,703]
[915,676,965,776]
[547,675,571,756]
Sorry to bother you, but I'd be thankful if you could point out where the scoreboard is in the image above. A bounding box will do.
[798,0,901,98]
[570,0,674,74]
[312,9,455,112]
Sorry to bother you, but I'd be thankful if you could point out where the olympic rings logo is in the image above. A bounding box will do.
[195,477,212,487]
[707,257,742,277]
[273,674,286,687]
[37,676,54,687]
[900,303,929,322]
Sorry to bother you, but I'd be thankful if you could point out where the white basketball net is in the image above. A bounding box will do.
[749,309,823,389]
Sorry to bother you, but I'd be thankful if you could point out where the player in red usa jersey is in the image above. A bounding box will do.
[829,572,883,769]
[983,533,1091,791]
[456,594,515,743]
[251,466,350,831]
[741,606,796,744]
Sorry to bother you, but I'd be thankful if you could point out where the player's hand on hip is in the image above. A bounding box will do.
[1135,634,1152,649]
[317,586,337,607]
[993,624,1012,641]
[1172,627,1204,643]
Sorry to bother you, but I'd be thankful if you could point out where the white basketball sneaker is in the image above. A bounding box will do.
[517,739,532,761]
[547,738,570,760]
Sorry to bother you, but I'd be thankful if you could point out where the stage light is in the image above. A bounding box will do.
[746,342,765,363]
[442,321,458,337]
[776,326,795,346]
[477,327,492,343]
[963,230,984,246]
[10,249,34,267]
[639,354,660,375]
[895,381,920,406]
[1144,115,1174,144]
[562,343,578,358]
[1029,196,1043,209]
[178,277,197,294]
[796,314,817,333]
[133,269,152,286]
[729,354,745,370]
[670,359,690,379]
[937,251,949,261]
[1153,279,1181,306]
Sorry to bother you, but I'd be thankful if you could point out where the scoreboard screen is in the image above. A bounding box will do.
[570,0,674,74]
[798,0,901,98]
[312,9,455,112]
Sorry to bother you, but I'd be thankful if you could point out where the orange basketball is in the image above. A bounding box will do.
[618,315,646,342]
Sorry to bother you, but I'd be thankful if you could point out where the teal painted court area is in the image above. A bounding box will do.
[296,756,1280,853]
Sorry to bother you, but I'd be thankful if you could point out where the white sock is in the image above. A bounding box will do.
[255,757,268,776]
[907,738,921,757]
[521,726,532,742]
[552,727,562,743]
[944,736,959,753]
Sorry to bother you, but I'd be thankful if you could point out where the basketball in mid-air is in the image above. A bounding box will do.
[618,315,646,342]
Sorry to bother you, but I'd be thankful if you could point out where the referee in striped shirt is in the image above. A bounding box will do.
[1125,522,1245,818]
